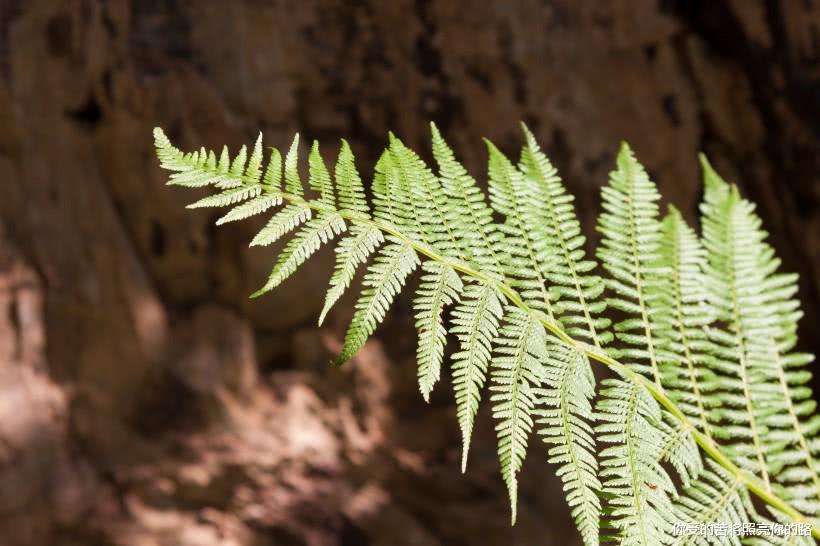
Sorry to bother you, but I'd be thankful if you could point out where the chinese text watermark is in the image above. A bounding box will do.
[672,521,811,538]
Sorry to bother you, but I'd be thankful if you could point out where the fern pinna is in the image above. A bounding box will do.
[155,124,819,545]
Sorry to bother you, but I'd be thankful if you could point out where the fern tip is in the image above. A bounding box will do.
[697,152,712,171]
[153,127,170,148]
[482,137,499,154]
[699,153,733,197]
[248,287,269,299]
[617,140,633,156]
[518,121,535,140]
[332,355,349,367]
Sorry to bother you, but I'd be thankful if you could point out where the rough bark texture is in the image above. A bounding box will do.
[0,1,818,545]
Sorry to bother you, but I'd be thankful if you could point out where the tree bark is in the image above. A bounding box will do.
[0,1,818,545]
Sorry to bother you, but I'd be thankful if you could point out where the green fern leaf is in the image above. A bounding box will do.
[337,239,419,363]
[245,133,265,184]
[262,147,282,190]
[390,135,463,260]
[451,280,504,471]
[486,141,556,319]
[186,185,262,209]
[596,377,676,546]
[700,164,779,486]
[534,347,601,546]
[490,306,549,524]
[318,224,384,325]
[655,207,717,438]
[216,193,284,225]
[335,140,370,217]
[700,157,820,516]
[371,150,420,240]
[284,134,303,197]
[154,126,820,543]
[431,123,506,278]
[518,124,611,347]
[308,141,335,205]
[414,261,463,401]
[596,143,668,386]
[227,143,248,184]
[252,213,346,296]
[249,204,311,247]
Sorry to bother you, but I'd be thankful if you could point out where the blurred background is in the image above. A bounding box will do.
[1,1,819,545]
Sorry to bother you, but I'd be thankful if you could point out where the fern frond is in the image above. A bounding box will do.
[486,136,608,527]
[284,134,303,196]
[337,239,419,363]
[429,126,513,468]
[511,126,609,545]
[451,280,505,472]
[249,204,312,247]
[263,147,282,190]
[596,142,668,387]
[334,140,370,216]
[414,261,463,401]
[596,377,676,546]
[518,124,611,347]
[389,135,463,260]
[224,143,248,189]
[308,141,335,205]
[318,224,384,325]
[700,157,820,516]
[245,133,265,184]
[486,141,556,319]
[387,137,477,402]
[252,213,346,296]
[595,145,708,543]
[490,306,549,524]
[656,206,717,438]
[431,123,506,278]
[155,131,239,189]
[216,194,284,225]
[371,150,421,240]
[186,184,262,209]
[154,126,820,543]
[672,461,746,546]
[700,162,781,486]
[534,346,601,546]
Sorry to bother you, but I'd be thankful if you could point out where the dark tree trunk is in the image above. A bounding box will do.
[1,1,818,545]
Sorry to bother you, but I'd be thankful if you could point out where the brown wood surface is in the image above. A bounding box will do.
[0,1,818,545]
